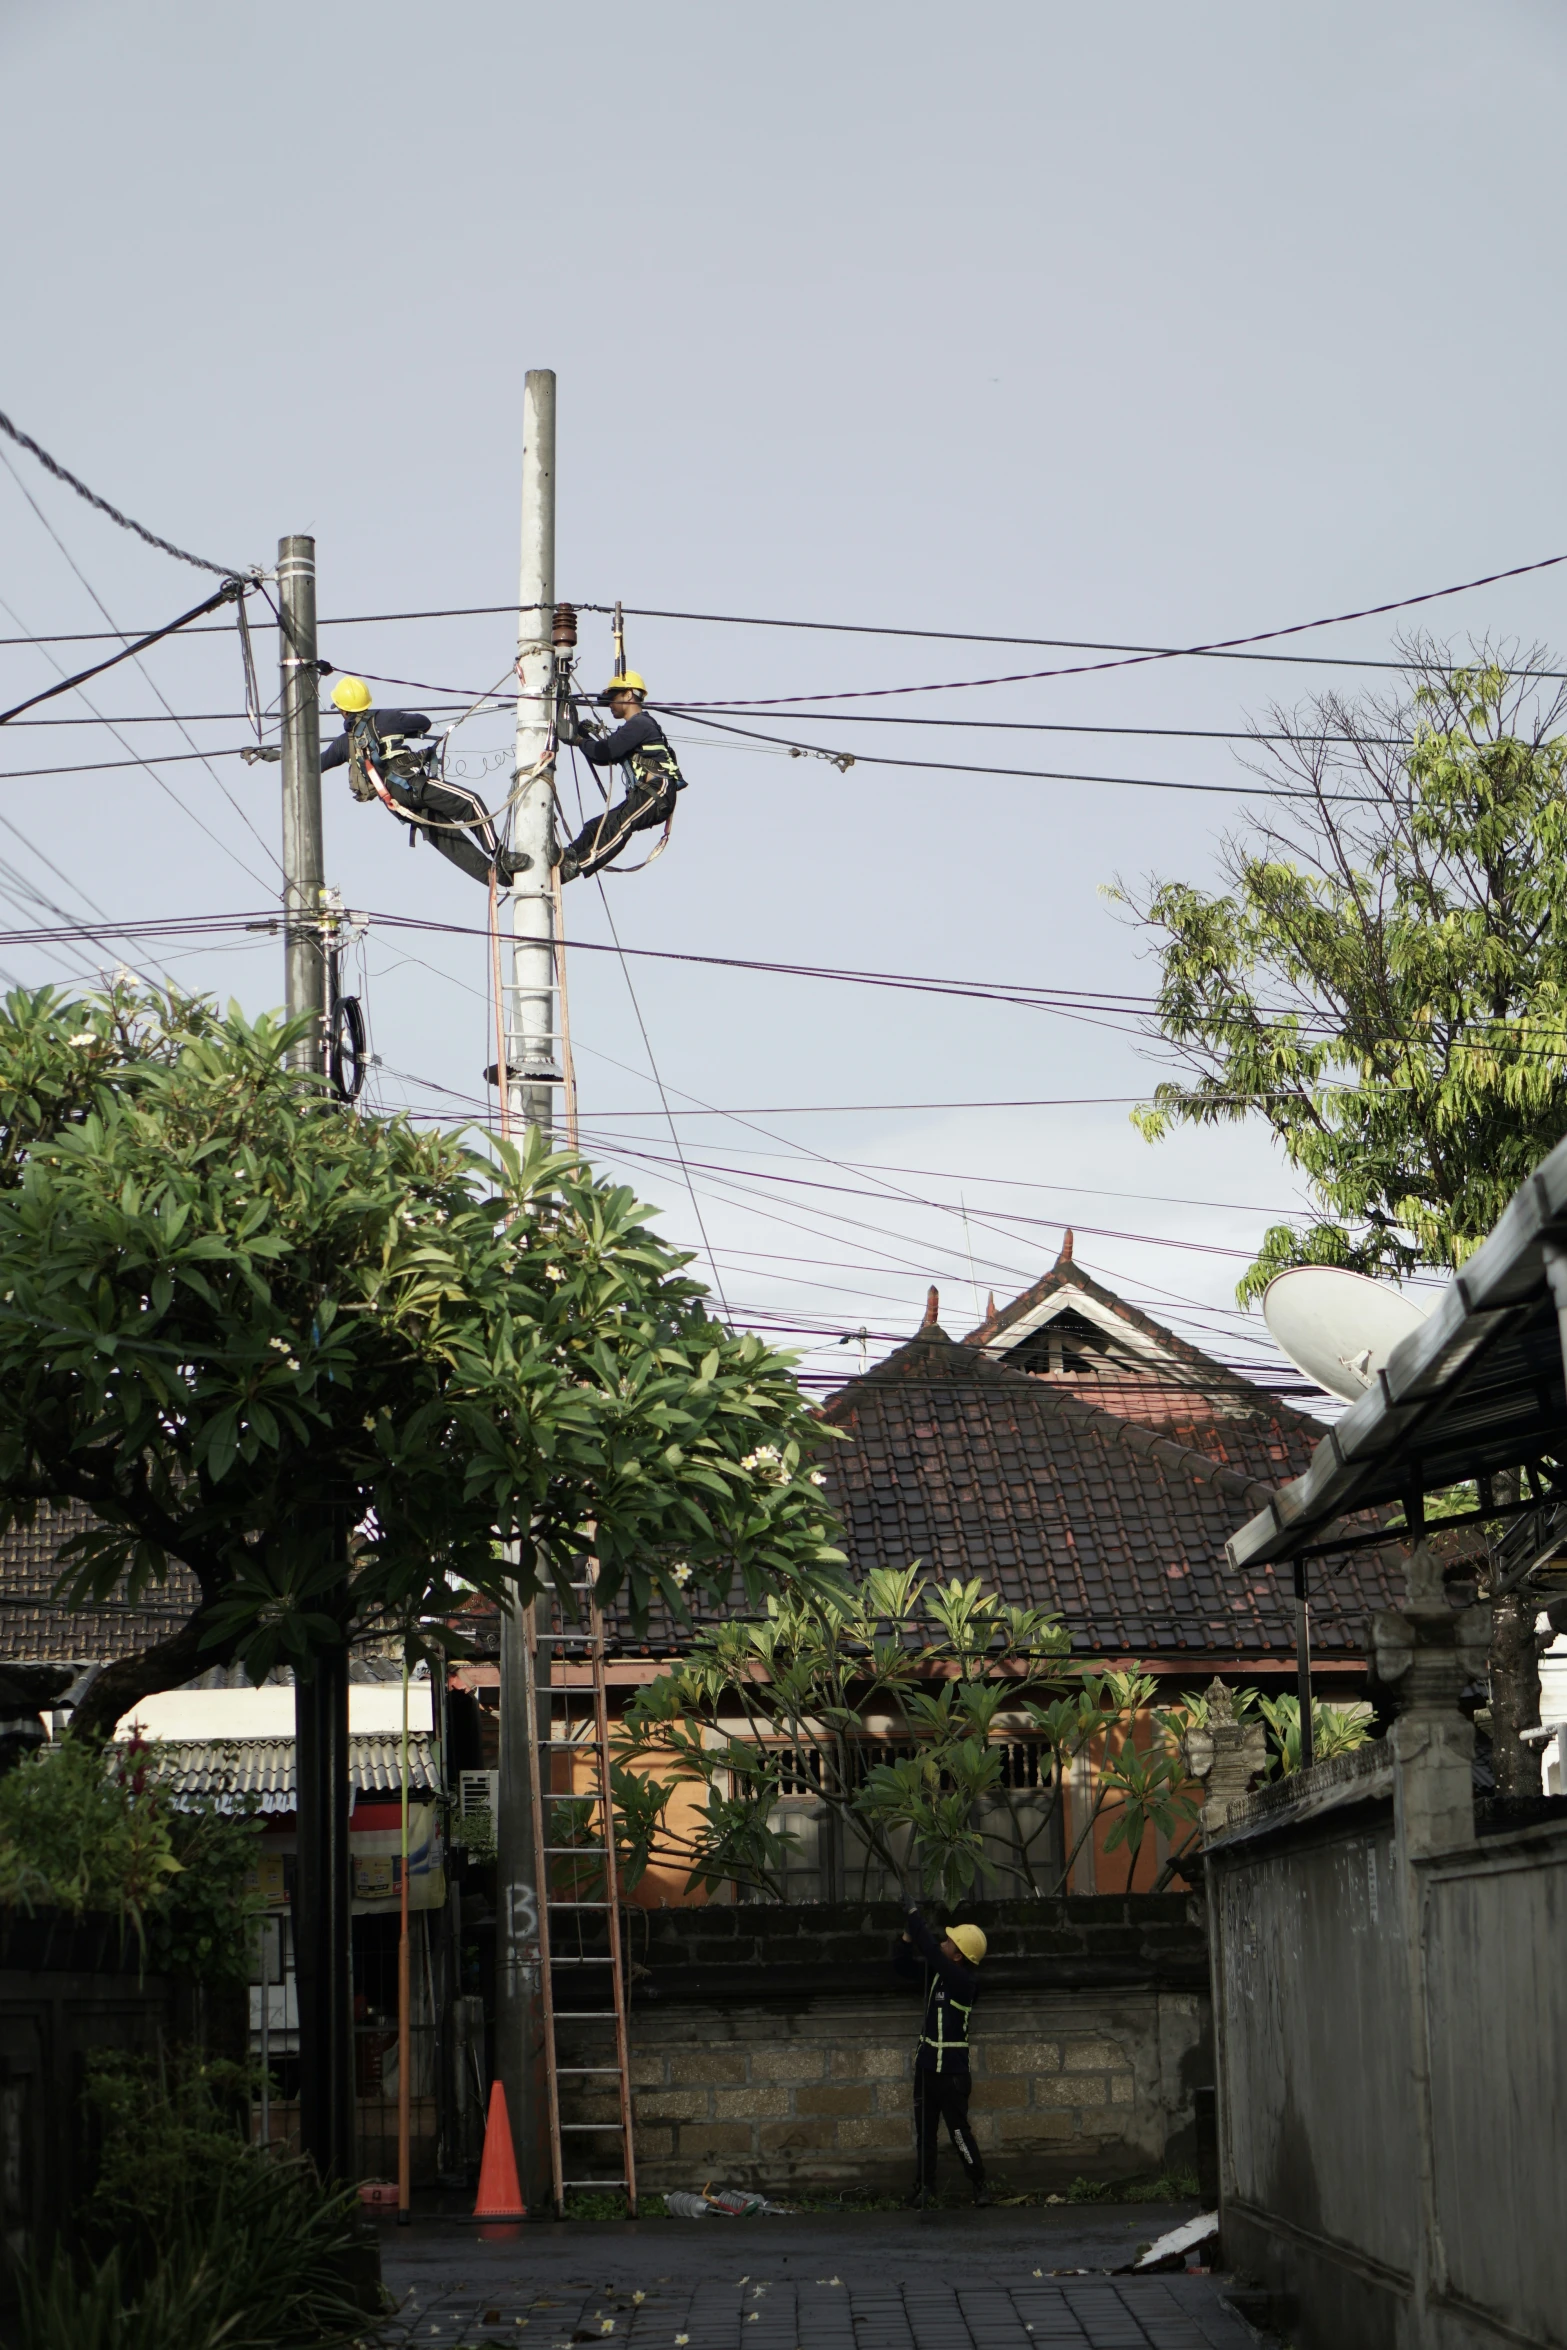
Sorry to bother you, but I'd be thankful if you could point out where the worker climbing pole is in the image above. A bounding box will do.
[325,674,530,890]
[555,604,687,882]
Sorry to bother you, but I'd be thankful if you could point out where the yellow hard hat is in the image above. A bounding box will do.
[331,676,373,713]
[947,1923,987,1966]
[604,671,646,698]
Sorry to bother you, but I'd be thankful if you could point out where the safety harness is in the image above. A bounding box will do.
[346,715,424,814]
[570,717,685,879]
[919,1974,974,2074]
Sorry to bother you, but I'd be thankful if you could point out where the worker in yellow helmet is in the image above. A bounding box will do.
[894,1905,990,2207]
[556,671,686,882]
[323,676,529,890]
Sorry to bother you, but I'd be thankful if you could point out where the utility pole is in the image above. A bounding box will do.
[494,372,558,2214]
[278,534,354,2183]
[507,367,560,1136]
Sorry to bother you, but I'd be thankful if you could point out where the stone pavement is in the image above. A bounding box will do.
[376,2206,1260,2350]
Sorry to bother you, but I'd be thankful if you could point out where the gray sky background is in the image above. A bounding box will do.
[4,0,1567,1397]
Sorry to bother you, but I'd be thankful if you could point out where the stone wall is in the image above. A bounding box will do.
[558,1897,1210,2197]
[1207,1757,1567,2348]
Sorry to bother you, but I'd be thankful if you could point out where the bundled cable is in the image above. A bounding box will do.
[0,409,251,579]
[0,581,245,726]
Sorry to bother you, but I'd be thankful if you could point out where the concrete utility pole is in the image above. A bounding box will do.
[507,367,561,1134]
[278,534,354,2182]
[494,373,558,2212]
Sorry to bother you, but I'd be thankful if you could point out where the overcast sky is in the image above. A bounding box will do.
[4,0,1567,1397]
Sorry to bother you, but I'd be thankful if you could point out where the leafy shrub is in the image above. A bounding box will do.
[17,2170,367,2350]
[0,1732,259,1980]
[15,2053,369,2350]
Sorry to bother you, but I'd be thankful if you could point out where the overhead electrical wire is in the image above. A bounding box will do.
[0,581,243,727]
[637,550,1567,705]
[0,707,1419,749]
[0,409,253,579]
[9,542,1567,673]
[1,453,284,876]
[570,1134,1263,1261]
[0,727,1402,811]
[4,904,1561,1069]
[666,705,1391,804]
[0,598,277,898]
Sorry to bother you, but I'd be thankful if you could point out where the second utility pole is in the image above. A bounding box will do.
[495,368,559,2216]
[278,533,355,2185]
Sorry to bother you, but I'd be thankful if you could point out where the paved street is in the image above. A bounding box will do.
[377,2207,1259,2350]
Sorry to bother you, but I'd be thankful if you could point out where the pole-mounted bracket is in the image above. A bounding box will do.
[485,1062,563,1087]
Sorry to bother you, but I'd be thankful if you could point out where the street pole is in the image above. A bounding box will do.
[507,367,560,1135]
[279,534,355,2183]
[495,372,558,2215]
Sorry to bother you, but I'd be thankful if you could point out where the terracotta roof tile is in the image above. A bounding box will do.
[816,1328,1400,1660]
[0,1505,199,1663]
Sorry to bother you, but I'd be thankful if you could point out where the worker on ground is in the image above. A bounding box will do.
[556,671,685,882]
[894,1904,990,2207]
[323,677,529,890]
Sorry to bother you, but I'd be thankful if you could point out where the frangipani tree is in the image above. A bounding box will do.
[613,1568,1199,1902]
[0,984,845,1734]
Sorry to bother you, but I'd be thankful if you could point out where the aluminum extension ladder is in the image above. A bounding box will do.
[525,1566,638,2218]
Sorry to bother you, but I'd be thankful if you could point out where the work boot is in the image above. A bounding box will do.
[901,2185,932,2210]
[498,849,533,884]
[555,849,580,883]
[971,2185,993,2208]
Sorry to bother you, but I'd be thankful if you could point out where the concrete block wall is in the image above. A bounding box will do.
[558,1897,1209,2197]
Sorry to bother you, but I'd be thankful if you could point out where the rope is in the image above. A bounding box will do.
[0,409,252,578]
[597,811,673,876]
[550,862,580,1150]
[234,591,264,748]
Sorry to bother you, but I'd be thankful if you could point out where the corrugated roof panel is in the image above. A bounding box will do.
[152,1732,441,1812]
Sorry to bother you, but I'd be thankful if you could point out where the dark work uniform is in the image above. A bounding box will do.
[560,705,685,879]
[324,709,518,890]
[894,1905,986,2198]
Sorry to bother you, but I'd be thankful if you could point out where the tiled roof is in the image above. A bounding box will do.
[0,1504,200,1663]
[962,1250,1323,1487]
[816,1324,1401,1660]
[138,1731,442,1812]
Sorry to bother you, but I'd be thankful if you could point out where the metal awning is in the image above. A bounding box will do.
[1228,1134,1567,1571]
[146,1730,442,1813]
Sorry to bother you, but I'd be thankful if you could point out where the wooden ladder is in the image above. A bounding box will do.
[525,1567,638,2219]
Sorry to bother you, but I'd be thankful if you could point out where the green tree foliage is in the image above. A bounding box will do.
[0,985,843,1726]
[0,1731,260,1980]
[613,1569,1199,1902]
[1174,1682,1370,1780]
[1115,649,1567,1301]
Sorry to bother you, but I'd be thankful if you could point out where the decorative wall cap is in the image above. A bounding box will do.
[1203,1736,1394,1850]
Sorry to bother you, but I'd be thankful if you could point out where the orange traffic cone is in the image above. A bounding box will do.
[473,2081,526,2220]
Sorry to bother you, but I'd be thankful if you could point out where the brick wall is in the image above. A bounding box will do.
[559,1897,1210,2197]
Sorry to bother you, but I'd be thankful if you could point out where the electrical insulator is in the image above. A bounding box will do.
[552,602,578,649]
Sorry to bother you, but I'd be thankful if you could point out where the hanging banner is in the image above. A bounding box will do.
[351,1801,446,1913]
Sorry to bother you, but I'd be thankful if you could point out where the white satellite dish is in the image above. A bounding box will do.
[1262,1266,1430,1402]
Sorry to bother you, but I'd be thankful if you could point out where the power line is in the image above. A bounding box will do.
[0,748,262,780]
[0,409,251,579]
[0,707,1417,749]
[6,561,1567,675]
[1,454,284,876]
[0,582,243,727]
[0,598,278,898]
[668,706,1390,802]
[639,552,1567,706]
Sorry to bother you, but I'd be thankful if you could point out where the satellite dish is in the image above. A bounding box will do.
[1262,1267,1430,1402]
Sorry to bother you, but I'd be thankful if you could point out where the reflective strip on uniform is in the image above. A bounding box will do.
[921,1994,973,2073]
